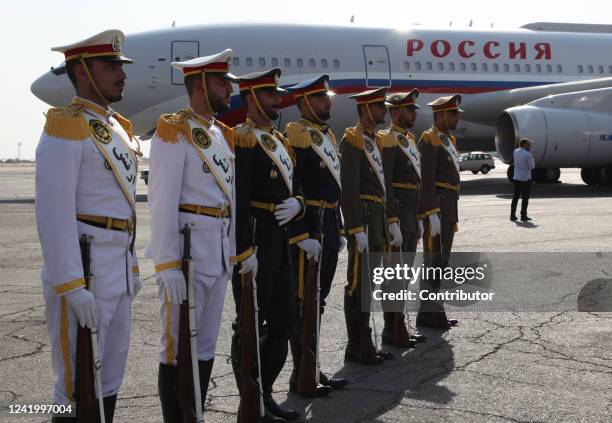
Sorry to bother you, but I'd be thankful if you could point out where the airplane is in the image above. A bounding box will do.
[31,21,612,185]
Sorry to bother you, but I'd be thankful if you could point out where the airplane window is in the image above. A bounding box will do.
[481,63,488,72]
[588,65,594,73]
[426,62,433,71]
[536,64,542,72]
[259,58,266,67]
[233,57,240,67]
[297,58,303,68]
[403,61,410,70]
[503,63,510,72]
[271,58,278,67]
[460,62,466,71]
[514,64,520,72]
[333,59,340,68]
[415,61,422,71]
[557,65,563,73]
[437,62,444,71]
[578,65,584,74]
[598,65,604,74]
[284,58,291,67]
[493,63,499,72]
[246,57,253,67]
[546,64,553,73]
[321,59,328,68]
[309,59,316,68]
[471,63,477,71]
[525,64,531,72]
[449,62,455,71]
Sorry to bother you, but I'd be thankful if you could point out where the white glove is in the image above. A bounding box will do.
[65,288,98,329]
[429,214,441,237]
[417,220,424,239]
[297,238,321,261]
[339,236,347,253]
[274,197,302,226]
[159,269,186,305]
[355,231,368,253]
[239,253,258,276]
[131,275,142,299]
[389,222,403,247]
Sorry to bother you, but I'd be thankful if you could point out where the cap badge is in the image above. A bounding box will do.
[111,35,121,52]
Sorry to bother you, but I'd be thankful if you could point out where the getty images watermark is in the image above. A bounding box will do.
[358,252,612,313]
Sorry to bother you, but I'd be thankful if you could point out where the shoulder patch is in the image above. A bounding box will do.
[43,105,88,141]
[215,119,235,151]
[342,127,364,150]
[233,121,258,148]
[155,111,191,144]
[375,128,398,149]
[284,121,311,149]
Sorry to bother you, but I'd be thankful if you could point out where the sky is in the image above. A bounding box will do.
[2,0,612,159]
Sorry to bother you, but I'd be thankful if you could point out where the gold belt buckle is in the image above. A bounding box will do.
[127,216,135,234]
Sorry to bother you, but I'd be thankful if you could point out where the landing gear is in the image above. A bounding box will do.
[532,168,560,183]
[581,166,612,186]
[506,165,514,181]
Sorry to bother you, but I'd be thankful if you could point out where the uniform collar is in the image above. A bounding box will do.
[390,123,408,135]
[356,121,374,138]
[186,106,214,128]
[300,117,329,133]
[73,96,113,120]
[246,117,275,133]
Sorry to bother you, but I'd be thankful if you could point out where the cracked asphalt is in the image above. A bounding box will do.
[1,163,611,422]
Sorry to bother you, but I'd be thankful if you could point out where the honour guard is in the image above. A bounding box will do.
[285,75,349,396]
[35,30,140,422]
[377,90,426,347]
[231,68,305,421]
[146,50,237,421]
[416,95,462,330]
[340,87,393,365]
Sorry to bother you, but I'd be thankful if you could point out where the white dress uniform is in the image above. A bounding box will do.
[35,30,140,412]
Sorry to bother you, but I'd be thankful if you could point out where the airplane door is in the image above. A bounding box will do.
[362,45,391,87]
[171,41,199,84]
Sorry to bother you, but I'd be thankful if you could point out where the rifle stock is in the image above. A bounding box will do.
[296,208,325,396]
[75,235,99,423]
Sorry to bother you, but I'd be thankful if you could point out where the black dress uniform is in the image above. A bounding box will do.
[340,87,392,365]
[230,69,305,421]
[377,90,423,348]
[284,75,348,394]
[416,95,463,330]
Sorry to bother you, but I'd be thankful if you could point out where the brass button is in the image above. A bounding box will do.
[270,169,278,179]
[320,161,325,168]
[104,160,111,170]
[203,163,211,173]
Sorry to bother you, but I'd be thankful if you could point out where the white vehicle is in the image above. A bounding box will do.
[31,22,612,185]
[460,152,495,174]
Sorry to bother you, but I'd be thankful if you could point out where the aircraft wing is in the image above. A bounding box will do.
[462,77,612,125]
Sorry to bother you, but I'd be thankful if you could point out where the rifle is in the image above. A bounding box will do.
[359,202,379,363]
[177,224,204,423]
[296,207,325,396]
[238,218,264,422]
[76,234,104,423]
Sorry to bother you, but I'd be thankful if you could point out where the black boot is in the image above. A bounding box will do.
[199,359,214,410]
[319,371,348,389]
[343,293,360,360]
[263,392,300,421]
[102,394,117,423]
[158,362,183,423]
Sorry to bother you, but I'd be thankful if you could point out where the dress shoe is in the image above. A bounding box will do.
[344,348,383,365]
[264,395,300,421]
[410,334,427,343]
[521,215,532,221]
[510,215,518,221]
[319,372,348,388]
[448,319,459,326]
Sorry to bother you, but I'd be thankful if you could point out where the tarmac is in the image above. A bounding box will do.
[1,162,611,422]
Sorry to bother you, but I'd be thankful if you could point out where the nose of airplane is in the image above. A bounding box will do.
[31,69,73,106]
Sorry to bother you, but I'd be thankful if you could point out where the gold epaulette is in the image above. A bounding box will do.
[284,121,311,149]
[375,128,398,149]
[343,127,364,149]
[274,130,296,164]
[233,121,258,148]
[155,111,191,143]
[215,119,235,151]
[43,104,89,141]
[113,112,134,140]
[418,128,443,147]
